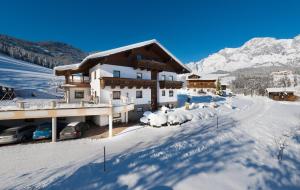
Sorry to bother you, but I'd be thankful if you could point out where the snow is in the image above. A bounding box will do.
[188,35,300,73]
[1,95,299,189]
[0,54,63,99]
[54,39,191,73]
[266,87,296,93]
[53,63,80,72]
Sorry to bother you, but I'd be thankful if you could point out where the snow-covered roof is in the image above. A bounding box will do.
[266,87,296,93]
[53,63,80,73]
[54,39,191,73]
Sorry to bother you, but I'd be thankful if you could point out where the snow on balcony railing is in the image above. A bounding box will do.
[0,98,134,112]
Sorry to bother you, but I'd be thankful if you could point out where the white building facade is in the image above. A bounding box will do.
[54,40,190,125]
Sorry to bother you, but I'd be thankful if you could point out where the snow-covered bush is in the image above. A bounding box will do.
[161,106,169,113]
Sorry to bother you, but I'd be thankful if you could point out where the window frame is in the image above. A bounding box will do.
[161,75,166,81]
[137,72,143,79]
[113,70,121,78]
[169,90,174,97]
[162,90,165,96]
[113,91,121,100]
[75,90,85,99]
[137,107,143,112]
[136,91,143,99]
[168,75,174,81]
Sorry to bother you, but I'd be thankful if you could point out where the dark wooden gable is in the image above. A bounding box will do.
[188,74,201,79]
[56,41,190,76]
[84,43,188,73]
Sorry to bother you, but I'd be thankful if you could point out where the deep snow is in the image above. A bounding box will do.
[0,95,299,190]
[0,54,63,99]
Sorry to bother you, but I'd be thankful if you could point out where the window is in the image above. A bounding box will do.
[162,90,165,96]
[162,75,166,81]
[113,113,121,119]
[113,70,120,78]
[168,75,174,81]
[94,71,97,80]
[137,54,142,61]
[137,73,143,79]
[75,91,84,99]
[136,91,143,98]
[137,107,143,112]
[169,90,174,97]
[113,91,121,99]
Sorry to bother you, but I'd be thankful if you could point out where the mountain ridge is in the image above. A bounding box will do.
[187,35,300,74]
[0,34,87,68]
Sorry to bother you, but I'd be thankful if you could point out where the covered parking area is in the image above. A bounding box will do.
[0,102,134,142]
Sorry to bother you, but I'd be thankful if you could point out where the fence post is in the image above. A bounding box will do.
[217,115,219,129]
[104,146,106,172]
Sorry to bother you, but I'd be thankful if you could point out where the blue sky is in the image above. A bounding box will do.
[1,0,300,63]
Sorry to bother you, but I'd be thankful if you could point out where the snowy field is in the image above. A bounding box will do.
[0,95,299,190]
[0,54,63,99]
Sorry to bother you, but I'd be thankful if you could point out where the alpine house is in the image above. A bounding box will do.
[54,39,191,124]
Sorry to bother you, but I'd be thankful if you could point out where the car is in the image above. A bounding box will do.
[0,125,36,145]
[59,122,90,140]
[33,122,65,140]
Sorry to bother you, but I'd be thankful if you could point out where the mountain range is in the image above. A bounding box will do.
[2,34,300,73]
[0,34,87,68]
[187,35,300,74]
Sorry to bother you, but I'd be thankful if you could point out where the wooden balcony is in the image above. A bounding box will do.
[159,80,183,89]
[100,77,156,89]
[133,58,168,71]
[68,82,90,88]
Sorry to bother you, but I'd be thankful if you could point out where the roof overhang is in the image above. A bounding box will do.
[54,39,191,75]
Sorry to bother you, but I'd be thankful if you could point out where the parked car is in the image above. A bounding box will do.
[33,122,65,140]
[59,122,89,140]
[0,125,36,145]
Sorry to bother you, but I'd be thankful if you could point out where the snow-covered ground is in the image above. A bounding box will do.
[0,95,299,190]
[0,54,63,99]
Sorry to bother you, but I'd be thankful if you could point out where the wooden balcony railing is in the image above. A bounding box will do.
[159,80,183,89]
[133,58,169,71]
[66,82,91,88]
[100,77,156,89]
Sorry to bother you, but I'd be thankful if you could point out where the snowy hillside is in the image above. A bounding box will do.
[188,35,300,73]
[0,54,63,99]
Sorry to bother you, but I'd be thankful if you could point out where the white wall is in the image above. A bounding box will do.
[89,64,101,103]
[158,71,177,81]
[157,71,178,103]
[69,87,91,103]
[100,64,151,79]
[93,113,126,127]
[100,86,151,105]
[158,89,178,103]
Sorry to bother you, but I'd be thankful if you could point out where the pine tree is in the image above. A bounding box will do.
[216,78,222,96]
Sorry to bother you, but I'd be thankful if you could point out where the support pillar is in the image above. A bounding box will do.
[66,90,70,104]
[108,114,113,138]
[52,117,57,142]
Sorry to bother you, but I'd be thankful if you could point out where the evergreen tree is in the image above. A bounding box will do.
[216,78,222,95]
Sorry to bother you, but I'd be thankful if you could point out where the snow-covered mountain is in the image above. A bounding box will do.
[188,35,300,73]
[0,34,87,68]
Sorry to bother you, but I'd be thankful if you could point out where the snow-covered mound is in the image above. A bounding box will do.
[0,54,63,99]
[188,35,300,73]
[140,97,230,127]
